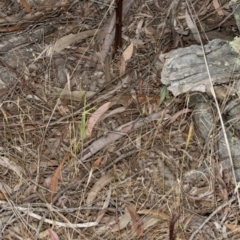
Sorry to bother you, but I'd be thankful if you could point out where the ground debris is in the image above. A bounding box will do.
[0,0,240,239]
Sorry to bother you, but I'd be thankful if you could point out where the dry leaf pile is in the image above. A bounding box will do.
[0,0,240,239]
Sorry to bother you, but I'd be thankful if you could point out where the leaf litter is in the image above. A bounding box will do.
[0,0,240,239]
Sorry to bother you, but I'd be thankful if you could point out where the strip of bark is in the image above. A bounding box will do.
[78,109,169,163]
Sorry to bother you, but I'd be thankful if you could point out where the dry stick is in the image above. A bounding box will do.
[169,214,180,240]
[78,109,169,162]
[115,0,122,53]
[189,197,236,240]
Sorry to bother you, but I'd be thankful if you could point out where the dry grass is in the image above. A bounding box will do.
[0,0,240,239]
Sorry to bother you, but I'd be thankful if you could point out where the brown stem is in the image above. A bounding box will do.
[115,0,122,53]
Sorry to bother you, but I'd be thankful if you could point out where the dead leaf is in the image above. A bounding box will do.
[86,102,111,137]
[23,184,36,199]
[137,209,170,220]
[185,9,200,43]
[20,223,30,239]
[136,19,144,38]
[20,0,31,13]
[142,216,161,229]
[0,182,12,198]
[122,42,134,61]
[0,106,8,122]
[96,187,112,223]
[86,157,103,188]
[224,223,240,232]
[92,156,103,168]
[168,108,192,125]
[126,204,144,238]
[57,98,69,116]
[111,206,131,232]
[41,160,59,167]
[47,152,71,202]
[48,229,60,240]
[86,173,114,208]
[48,29,97,54]
[43,176,52,188]
[213,0,224,16]
[129,215,161,238]
[0,156,24,178]
[0,191,6,200]
[39,229,50,239]
[154,0,161,9]
[120,42,134,75]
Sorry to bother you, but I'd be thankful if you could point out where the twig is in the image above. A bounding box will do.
[19,0,31,13]
[169,214,180,240]
[115,0,122,53]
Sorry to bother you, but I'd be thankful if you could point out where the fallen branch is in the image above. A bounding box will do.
[78,109,169,162]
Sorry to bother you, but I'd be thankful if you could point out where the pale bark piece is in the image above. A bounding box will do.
[110,206,131,232]
[54,56,68,87]
[78,110,168,162]
[190,93,215,140]
[218,129,240,182]
[49,29,97,54]
[0,156,24,178]
[224,98,240,131]
[190,93,240,182]
[161,39,240,96]
[0,25,55,53]
[86,173,114,208]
